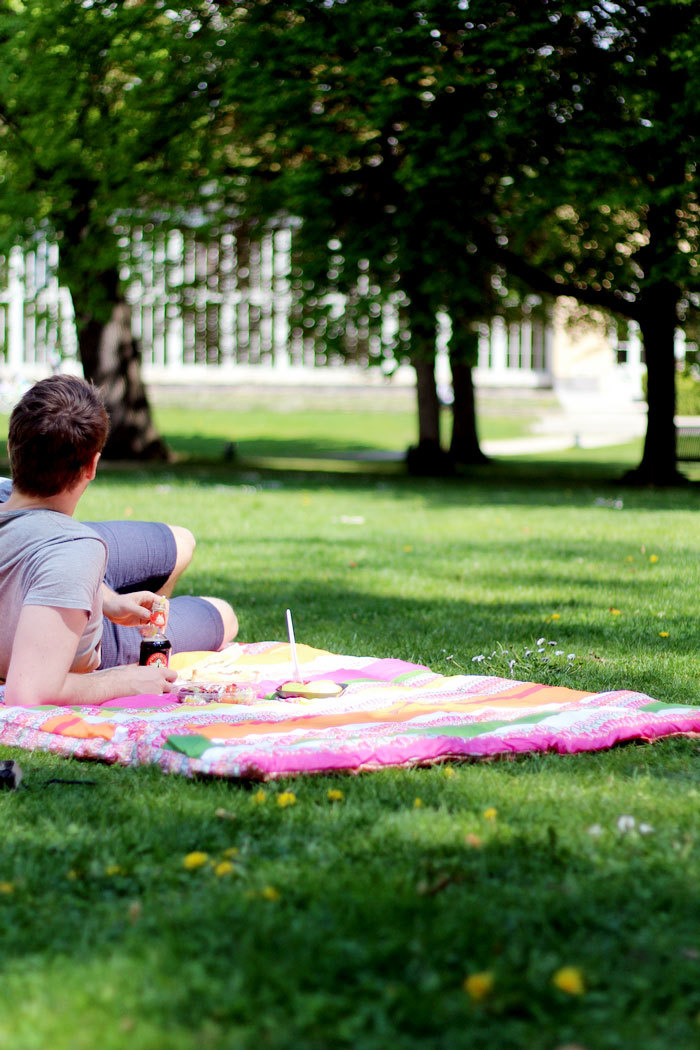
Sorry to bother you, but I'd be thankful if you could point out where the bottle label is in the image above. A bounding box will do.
[145,651,169,668]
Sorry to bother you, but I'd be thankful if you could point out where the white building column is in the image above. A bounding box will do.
[7,246,25,371]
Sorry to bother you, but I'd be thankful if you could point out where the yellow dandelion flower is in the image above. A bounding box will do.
[413,797,423,808]
[443,766,456,778]
[659,631,670,638]
[549,613,561,620]
[464,971,494,1001]
[252,789,267,804]
[262,885,280,901]
[625,556,634,562]
[0,881,14,894]
[609,608,621,615]
[650,554,659,563]
[221,846,239,858]
[183,851,209,870]
[214,861,235,877]
[483,807,498,821]
[277,791,297,807]
[327,789,344,802]
[552,966,585,995]
[66,869,79,881]
[403,545,413,553]
[104,864,123,877]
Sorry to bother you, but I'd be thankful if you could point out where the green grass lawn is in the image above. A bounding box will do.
[2,398,700,1049]
[150,398,538,462]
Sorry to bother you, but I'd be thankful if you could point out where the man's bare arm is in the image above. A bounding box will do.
[5,605,176,707]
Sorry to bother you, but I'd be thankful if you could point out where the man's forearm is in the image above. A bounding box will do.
[53,667,143,706]
[6,665,176,707]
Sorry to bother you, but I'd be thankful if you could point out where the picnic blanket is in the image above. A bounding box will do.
[0,641,699,780]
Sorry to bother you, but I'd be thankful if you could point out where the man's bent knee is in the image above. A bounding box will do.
[202,597,238,649]
[160,526,196,595]
[167,525,196,573]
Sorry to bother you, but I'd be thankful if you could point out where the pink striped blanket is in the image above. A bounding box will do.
[0,642,697,780]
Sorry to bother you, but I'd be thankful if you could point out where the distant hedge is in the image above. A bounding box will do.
[642,371,700,416]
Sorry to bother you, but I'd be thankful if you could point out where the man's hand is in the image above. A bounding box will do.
[103,663,178,697]
[101,586,161,628]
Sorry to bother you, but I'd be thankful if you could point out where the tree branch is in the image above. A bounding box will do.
[471,222,641,323]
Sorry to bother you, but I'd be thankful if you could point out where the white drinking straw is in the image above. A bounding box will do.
[286,608,304,683]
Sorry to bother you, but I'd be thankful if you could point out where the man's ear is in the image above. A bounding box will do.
[84,451,101,483]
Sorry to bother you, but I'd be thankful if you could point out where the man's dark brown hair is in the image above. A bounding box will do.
[8,375,109,496]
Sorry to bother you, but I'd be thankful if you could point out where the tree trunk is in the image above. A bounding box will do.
[413,355,441,448]
[59,202,169,461]
[449,343,488,465]
[400,277,452,475]
[623,284,683,485]
[70,270,170,461]
[407,355,451,474]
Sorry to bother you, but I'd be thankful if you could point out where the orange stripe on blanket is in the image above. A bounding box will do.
[184,685,592,740]
[471,682,593,707]
[40,714,116,740]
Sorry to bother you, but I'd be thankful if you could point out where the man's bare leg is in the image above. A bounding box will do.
[158,526,196,597]
[201,597,239,648]
[157,529,238,647]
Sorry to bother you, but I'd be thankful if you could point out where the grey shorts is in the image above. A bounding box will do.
[86,521,225,669]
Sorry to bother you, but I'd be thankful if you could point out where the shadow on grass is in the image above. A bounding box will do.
[3,430,700,506]
[1,740,700,1049]
[58,450,700,513]
[165,432,411,461]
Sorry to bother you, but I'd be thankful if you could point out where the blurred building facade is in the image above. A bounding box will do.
[0,233,660,401]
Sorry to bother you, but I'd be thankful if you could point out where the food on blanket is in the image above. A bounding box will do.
[277,679,344,699]
[177,659,259,686]
[176,681,259,705]
[190,668,259,685]
[139,596,171,668]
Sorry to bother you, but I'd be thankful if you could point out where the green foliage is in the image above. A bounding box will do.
[216,1,699,476]
[0,0,232,320]
[216,0,699,331]
[216,0,528,364]
[640,369,700,416]
[675,371,700,416]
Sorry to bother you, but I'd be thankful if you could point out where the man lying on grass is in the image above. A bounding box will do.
[0,375,237,706]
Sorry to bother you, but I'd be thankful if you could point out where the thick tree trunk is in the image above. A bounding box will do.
[413,355,441,448]
[69,266,169,461]
[449,356,489,465]
[407,355,452,474]
[76,299,170,461]
[401,279,452,475]
[623,284,684,486]
[60,207,169,460]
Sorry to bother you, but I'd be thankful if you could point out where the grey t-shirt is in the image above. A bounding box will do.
[0,508,108,679]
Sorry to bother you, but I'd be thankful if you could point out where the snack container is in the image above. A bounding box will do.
[176,682,260,705]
